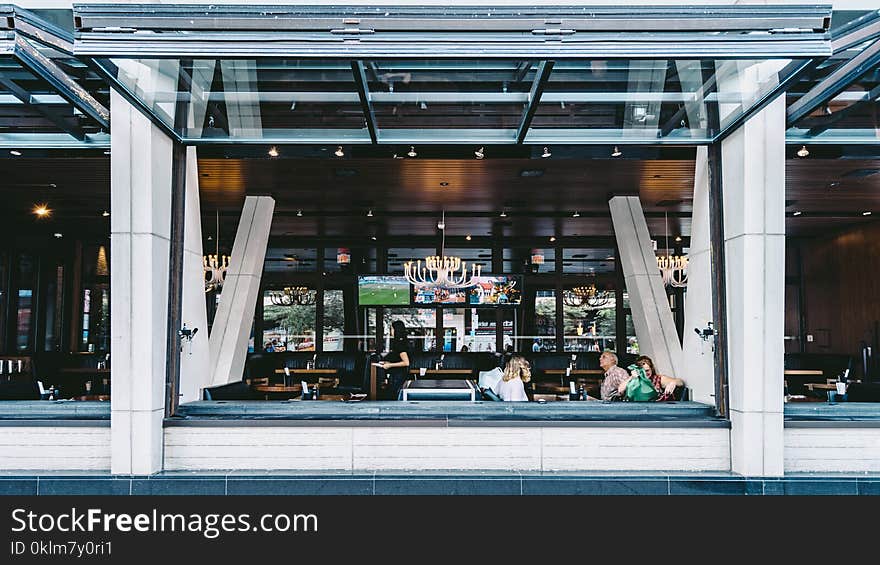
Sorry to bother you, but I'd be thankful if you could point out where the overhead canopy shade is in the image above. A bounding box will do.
[0,5,109,148]
[71,4,833,145]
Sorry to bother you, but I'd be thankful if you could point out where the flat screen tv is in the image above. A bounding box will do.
[412,284,468,305]
[357,276,412,306]
[466,276,523,306]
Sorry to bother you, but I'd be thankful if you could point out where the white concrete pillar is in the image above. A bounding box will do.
[610,196,683,377]
[681,147,716,404]
[722,89,786,477]
[109,87,173,475]
[208,196,275,386]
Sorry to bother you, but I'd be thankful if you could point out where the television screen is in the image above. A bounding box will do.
[357,276,412,306]
[412,284,468,305]
[466,276,523,306]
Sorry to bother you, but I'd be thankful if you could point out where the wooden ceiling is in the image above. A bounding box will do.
[0,153,878,241]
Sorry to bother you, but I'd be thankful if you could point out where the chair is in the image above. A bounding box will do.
[481,388,503,401]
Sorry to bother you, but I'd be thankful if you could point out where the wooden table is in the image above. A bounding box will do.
[784,369,824,376]
[273,368,338,387]
[254,383,324,400]
[69,394,110,401]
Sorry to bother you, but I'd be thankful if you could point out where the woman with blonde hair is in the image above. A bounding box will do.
[496,355,531,402]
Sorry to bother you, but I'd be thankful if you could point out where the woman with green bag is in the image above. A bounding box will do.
[618,355,685,401]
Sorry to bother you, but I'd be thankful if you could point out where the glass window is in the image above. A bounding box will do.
[262,289,316,352]
[383,308,436,352]
[264,248,317,272]
[322,290,345,351]
[80,245,110,353]
[504,247,556,274]
[443,308,497,353]
[43,262,65,352]
[534,290,557,352]
[622,292,639,354]
[323,247,376,273]
[362,308,377,352]
[0,251,7,348]
[15,254,36,351]
[562,248,615,274]
[386,248,436,274]
[442,248,492,274]
[563,291,616,352]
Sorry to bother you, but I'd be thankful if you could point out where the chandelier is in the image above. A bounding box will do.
[404,210,482,289]
[269,287,315,306]
[656,212,688,288]
[204,211,230,293]
[563,283,612,309]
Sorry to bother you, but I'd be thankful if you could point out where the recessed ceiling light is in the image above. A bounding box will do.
[53,232,63,239]
[371,236,377,241]
[367,209,373,217]
[33,204,50,218]
[572,211,580,218]
[541,146,551,158]
[440,181,449,187]
[407,146,417,158]
[48,183,57,188]
[474,146,485,159]
[862,211,872,216]
[549,236,556,242]
[102,210,110,217]
[796,145,809,158]
[334,145,345,157]
[296,209,303,217]
[103,150,111,156]
[499,210,507,217]
[828,182,840,189]
[268,146,279,158]
[465,234,472,241]
[611,146,622,157]
[10,150,21,156]
[792,211,802,216]
[674,236,682,242]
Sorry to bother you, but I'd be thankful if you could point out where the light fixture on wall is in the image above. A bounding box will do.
[656,211,688,288]
[203,210,230,293]
[404,210,482,289]
[269,286,316,306]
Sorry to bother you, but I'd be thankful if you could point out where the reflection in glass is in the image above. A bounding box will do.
[322,290,345,351]
[534,290,557,352]
[563,291,616,352]
[383,308,436,352]
[262,289,316,351]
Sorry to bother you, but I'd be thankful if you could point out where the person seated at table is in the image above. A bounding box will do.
[376,320,411,399]
[599,350,630,401]
[617,355,685,402]
[495,355,530,402]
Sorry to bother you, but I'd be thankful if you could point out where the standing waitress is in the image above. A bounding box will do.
[378,320,411,399]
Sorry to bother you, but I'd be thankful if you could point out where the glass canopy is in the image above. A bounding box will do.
[72,4,832,146]
[0,6,109,148]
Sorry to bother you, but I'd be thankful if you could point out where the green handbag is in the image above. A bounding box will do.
[625,364,659,402]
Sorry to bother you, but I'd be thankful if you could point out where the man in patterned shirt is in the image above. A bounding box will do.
[599,351,629,401]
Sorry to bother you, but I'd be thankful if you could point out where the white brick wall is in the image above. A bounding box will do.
[785,428,880,473]
[0,427,111,471]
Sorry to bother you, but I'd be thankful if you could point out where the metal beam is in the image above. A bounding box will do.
[706,143,728,418]
[659,69,717,138]
[787,39,880,125]
[0,73,86,140]
[717,59,816,143]
[13,36,109,130]
[830,10,880,54]
[516,61,553,144]
[351,60,378,144]
[803,83,880,136]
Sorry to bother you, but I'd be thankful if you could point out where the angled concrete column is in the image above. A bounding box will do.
[178,146,210,403]
[722,94,786,477]
[610,196,683,377]
[208,196,275,386]
[681,147,716,404]
[110,84,173,475]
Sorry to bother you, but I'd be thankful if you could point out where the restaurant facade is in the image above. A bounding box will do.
[1,2,879,490]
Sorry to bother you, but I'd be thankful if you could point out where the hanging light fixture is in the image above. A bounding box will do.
[656,211,688,288]
[404,210,482,289]
[269,287,316,306]
[564,282,612,309]
[204,211,230,293]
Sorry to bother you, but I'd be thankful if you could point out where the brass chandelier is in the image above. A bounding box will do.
[563,283,612,309]
[269,287,315,306]
[403,210,482,289]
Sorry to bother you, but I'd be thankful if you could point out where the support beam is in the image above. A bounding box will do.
[609,195,683,378]
[0,74,86,140]
[351,60,378,144]
[208,196,275,386]
[516,61,553,144]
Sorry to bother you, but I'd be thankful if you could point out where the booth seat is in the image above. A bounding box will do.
[407,351,501,375]
[245,351,370,392]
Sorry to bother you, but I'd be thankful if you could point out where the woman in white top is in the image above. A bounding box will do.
[495,356,530,402]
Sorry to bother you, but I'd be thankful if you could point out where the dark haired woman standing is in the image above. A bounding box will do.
[378,320,411,399]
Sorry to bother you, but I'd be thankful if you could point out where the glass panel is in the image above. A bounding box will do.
[528,58,799,142]
[367,60,532,132]
[562,248,615,274]
[386,247,436,274]
[264,248,317,272]
[534,289,557,352]
[442,248,491,273]
[43,263,65,352]
[322,290,345,351]
[15,254,36,351]
[0,251,6,348]
[625,312,639,355]
[563,291,617,352]
[323,247,375,273]
[504,247,555,274]
[443,308,498,353]
[383,308,436,352]
[262,289,316,352]
[106,58,369,141]
[362,309,377,352]
[80,245,110,353]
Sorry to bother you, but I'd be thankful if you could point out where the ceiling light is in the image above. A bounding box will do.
[407,146,417,158]
[572,211,580,218]
[371,236,377,241]
[611,146,622,157]
[102,210,110,217]
[53,233,63,239]
[499,210,507,218]
[793,211,802,216]
[392,153,404,159]
[268,146,279,158]
[474,146,485,159]
[440,181,449,187]
[541,146,552,158]
[862,211,872,216]
[103,150,111,156]
[796,145,809,158]
[465,234,472,241]
[334,145,345,157]
[296,209,303,217]
[674,236,682,242]
[828,182,840,189]
[10,150,21,156]
[419,101,428,110]
[290,101,296,111]
[549,236,556,242]
[366,209,374,217]
[33,204,50,218]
